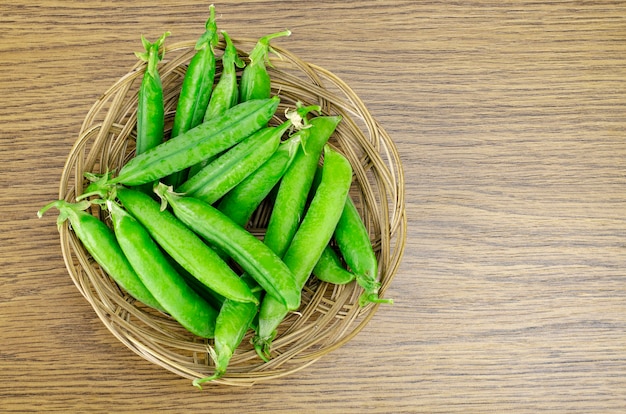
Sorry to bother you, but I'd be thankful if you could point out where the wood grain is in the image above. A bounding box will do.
[2,0,625,412]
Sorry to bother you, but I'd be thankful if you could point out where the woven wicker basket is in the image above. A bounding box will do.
[57,37,406,386]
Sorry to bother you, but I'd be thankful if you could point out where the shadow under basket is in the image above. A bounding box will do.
[57,37,407,386]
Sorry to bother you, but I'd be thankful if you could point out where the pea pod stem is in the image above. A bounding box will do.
[254,145,353,359]
[134,31,170,81]
[240,29,291,102]
[37,200,164,311]
[107,199,217,338]
[154,182,301,311]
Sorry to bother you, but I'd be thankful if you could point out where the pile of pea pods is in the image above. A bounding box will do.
[38,5,391,387]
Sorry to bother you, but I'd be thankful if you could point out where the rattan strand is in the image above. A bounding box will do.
[57,38,406,386]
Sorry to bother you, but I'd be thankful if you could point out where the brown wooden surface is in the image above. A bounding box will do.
[2,1,625,412]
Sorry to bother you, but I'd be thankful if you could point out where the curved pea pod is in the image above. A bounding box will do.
[216,132,301,227]
[165,5,219,188]
[115,187,258,305]
[192,275,261,388]
[335,196,393,306]
[134,31,169,156]
[155,182,301,311]
[254,145,353,359]
[84,97,280,190]
[263,115,342,258]
[37,200,163,311]
[203,30,245,122]
[239,30,291,102]
[312,245,356,285]
[107,200,217,338]
[176,119,291,205]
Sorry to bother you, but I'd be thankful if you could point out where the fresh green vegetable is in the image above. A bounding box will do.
[169,254,225,311]
[263,115,342,258]
[308,164,391,302]
[83,97,280,192]
[178,104,317,205]
[216,132,301,227]
[239,30,291,102]
[203,30,245,122]
[254,145,353,359]
[335,196,393,306]
[114,187,258,304]
[154,182,301,311]
[192,274,261,388]
[37,200,163,311]
[171,5,218,136]
[165,5,219,188]
[312,245,356,285]
[187,30,246,179]
[134,31,169,156]
[107,199,217,338]
[176,119,290,205]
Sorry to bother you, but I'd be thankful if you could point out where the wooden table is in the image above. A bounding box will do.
[2,1,625,412]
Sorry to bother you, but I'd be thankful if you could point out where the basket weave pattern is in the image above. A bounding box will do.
[58,38,406,385]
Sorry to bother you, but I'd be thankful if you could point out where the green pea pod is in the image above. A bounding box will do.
[107,200,217,338]
[165,5,219,188]
[115,187,258,305]
[239,30,291,102]
[336,196,393,306]
[171,5,218,136]
[312,245,356,285]
[176,119,291,205]
[308,164,355,285]
[216,132,301,227]
[254,145,353,359]
[37,200,163,311]
[307,165,389,301]
[263,115,342,258]
[171,256,225,311]
[134,31,169,156]
[192,275,261,388]
[154,182,301,312]
[83,97,280,192]
[187,30,246,179]
[204,30,245,122]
